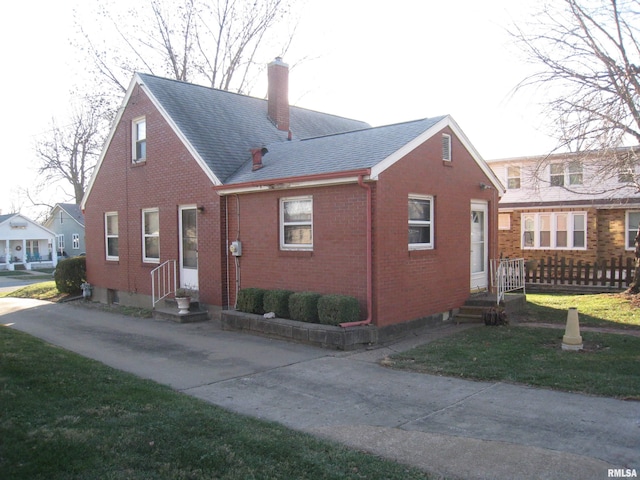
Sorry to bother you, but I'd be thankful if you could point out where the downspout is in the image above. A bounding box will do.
[340,174,373,328]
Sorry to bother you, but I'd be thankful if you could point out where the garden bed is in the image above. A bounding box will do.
[220,310,378,350]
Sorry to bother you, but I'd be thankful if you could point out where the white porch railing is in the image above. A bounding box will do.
[151,259,177,307]
[491,258,526,305]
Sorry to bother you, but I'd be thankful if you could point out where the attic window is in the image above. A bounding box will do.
[442,134,451,162]
[132,117,147,163]
[10,221,27,229]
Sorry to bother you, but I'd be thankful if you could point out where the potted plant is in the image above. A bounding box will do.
[175,287,195,314]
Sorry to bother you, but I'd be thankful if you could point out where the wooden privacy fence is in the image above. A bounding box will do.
[525,254,635,290]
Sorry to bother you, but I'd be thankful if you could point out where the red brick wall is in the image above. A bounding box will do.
[83,85,225,307]
[224,184,369,316]
[373,127,498,327]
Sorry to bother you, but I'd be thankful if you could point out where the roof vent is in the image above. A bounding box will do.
[251,147,268,171]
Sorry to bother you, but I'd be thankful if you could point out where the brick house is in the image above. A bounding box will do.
[487,149,640,268]
[81,58,503,328]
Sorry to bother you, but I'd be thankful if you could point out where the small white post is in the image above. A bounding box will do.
[562,307,583,351]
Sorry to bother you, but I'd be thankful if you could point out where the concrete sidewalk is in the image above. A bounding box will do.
[1,297,638,480]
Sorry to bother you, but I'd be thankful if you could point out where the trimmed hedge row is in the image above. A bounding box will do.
[236,288,360,326]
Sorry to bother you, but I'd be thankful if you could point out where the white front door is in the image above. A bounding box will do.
[470,201,488,290]
[179,206,198,289]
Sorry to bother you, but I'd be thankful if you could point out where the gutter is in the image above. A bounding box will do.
[213,169,371,195]
[340,174,373,328]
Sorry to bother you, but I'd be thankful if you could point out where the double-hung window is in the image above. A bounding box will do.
[507,166,521,189]
[56,234,65,255]
[105,212,119,260]
[133,117,146,162]
[568,161,583,185]
[142,208,160,262]
[408,195,434,249]
[626,211,640,249]
[521,212,586,249]
[280,197,313,250]
[72,233,80,250]
[550,164,564,186]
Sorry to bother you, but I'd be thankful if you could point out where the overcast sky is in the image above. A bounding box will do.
[0,0,553,218]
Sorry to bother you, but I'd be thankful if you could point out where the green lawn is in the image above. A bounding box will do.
[385,293,640,399]
[0,281,63,301]
[518,292,640,328]
[0,327,431,480]
[384,326,640,399]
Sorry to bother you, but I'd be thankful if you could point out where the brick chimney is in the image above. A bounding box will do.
[267,57,289,132]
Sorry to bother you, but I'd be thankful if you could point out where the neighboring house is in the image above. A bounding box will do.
[487,149,640,267]
[43,203,86,258]
[81,58,504,328]
[0,213,58,270]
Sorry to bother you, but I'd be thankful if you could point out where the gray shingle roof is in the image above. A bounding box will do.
[225,116,447,184]
[0,214,15,225]
[138,74,371,183]
[58,203,85,226]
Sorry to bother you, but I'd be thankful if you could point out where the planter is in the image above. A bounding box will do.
[175,296,191,314]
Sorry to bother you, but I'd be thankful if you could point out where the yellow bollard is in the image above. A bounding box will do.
[562,307,583,351]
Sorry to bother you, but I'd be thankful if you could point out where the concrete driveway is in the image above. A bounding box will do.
[1,297,638,480]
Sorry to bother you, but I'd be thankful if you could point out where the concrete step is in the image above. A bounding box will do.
[455,305,485,324]
[153,298,209,323]
[152,306,210,323]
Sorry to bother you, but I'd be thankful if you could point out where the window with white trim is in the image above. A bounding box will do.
[280,197,313,250]
[408,195,434,249]
[550,164,564,186]
[142,208,160,262]
[72,233,80,250]
[521,212,586,249]
[507,166,520,189]
[105,212,119,260]
[132,117,146,162]
[626,211,640,249]
[442,134,451,161]
[549,162,583,186]
[568,161,583,185]
[57,234,65,254]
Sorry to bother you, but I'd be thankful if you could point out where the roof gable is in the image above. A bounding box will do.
[44,203,85,229]
[83,74,370,209]
[0,213,56,238]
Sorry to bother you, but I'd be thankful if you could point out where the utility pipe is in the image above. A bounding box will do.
[340,174,372,328]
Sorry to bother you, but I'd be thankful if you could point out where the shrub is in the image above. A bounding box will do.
[54,256,86,294]
[263,289,294,318]
[317,294,360,326]
[289,292,322,323]
[236,288,266,314]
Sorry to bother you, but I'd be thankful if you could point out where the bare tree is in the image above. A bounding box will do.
[511,0,640,293]
[33,102,107,207]
[511,0,640,184]
[75,0,298,99]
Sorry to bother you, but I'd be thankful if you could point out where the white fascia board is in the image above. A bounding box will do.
[138,79,222,187]
[370,115,506,196]
[216,175,366,196]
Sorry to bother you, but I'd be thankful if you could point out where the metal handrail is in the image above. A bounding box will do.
[491,258,526,305]
[151,259,176,307]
